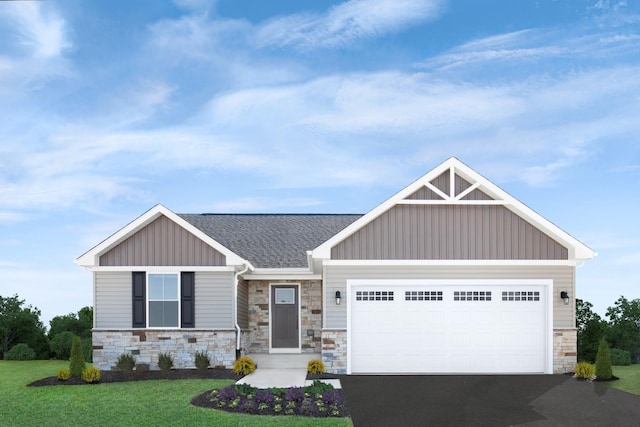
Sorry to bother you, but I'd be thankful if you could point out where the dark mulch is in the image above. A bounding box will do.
[593,375,620,382]
[28,368,242,387]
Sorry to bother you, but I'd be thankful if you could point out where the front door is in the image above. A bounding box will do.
[271,285,299,349]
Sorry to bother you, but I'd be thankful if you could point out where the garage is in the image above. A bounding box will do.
[347,279,552,374]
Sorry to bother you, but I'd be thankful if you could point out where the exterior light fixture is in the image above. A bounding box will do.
[560,291,570,305]
[335,290,341,305]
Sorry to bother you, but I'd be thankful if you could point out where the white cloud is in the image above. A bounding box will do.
[617,252,640,265]
[256,0,444,49]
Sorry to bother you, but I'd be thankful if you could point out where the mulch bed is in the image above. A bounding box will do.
[28,368,242,387]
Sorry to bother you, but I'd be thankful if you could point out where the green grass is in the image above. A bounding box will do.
[607,364,640,396]
[0,361,352,427]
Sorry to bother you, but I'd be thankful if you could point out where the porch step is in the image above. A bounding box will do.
[247,353,321,369]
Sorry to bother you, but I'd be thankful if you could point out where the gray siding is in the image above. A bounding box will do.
[324,264,575,329]
[195,271,234,329]
[95,271,131,328]
[237,279,249,329]
[331,205,568,260]
[100,215,226,266]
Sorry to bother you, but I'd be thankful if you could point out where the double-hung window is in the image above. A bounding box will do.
[148,273,179,328]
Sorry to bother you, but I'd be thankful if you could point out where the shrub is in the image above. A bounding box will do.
[81,337,93,363]
[69,336,86,377]
[232,356,256,375]
[82,366,101,383]
[49,331,74,360]
[595,338,613,380]
[575,361,595,380]
[610,348,632,366]
[6,343,36,360]
[116,353,136,372]
[157,352,174,371]
[307,359,326,375]
[57,368,71,381]
[305,379,334,394]
[194,350,211,370]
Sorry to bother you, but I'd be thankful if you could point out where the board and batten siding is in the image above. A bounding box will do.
[324,265,575,329]
[94,271,235,329]
[331,205,568,261]
[100,215,226,266]
[194,271,235,329]
[95,271,132,328]
[236,279,249,329]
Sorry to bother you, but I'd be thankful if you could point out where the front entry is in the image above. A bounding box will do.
[271,285,299,350]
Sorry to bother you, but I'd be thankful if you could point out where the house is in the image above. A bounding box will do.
[76,157,595,374]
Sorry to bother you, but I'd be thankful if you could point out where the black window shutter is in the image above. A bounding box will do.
[181,272,195,328]
[132,272,146,328]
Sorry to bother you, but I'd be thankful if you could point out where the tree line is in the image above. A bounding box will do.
[0,294,92,361]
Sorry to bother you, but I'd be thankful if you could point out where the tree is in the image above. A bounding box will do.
[0,295,47,360]
[576,299,608,362]
[595,338,613,380]
[49,306,93,340]
[69,335,85,377]
[605,296,640,363]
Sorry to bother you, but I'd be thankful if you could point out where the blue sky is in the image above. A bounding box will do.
[0,0,639,326]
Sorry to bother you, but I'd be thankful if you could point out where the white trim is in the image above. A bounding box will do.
[312,157,595,261]
[269,283,302,354]
[75,204,248,267]
[396,199,508,205]
[323,259,579,267]
[244,268,321,280]
[88,266,236,272]
[346,278,554,375]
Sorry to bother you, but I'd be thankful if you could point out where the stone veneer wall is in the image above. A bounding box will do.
[553,328,577,374]
[92,330,237,371]
[247,280,322,354]
[322,329,347,374]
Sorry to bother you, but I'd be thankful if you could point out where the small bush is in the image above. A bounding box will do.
[6,343,36,360]
[610,348,632,366]
[157,352,174,371]
[232,355,256,375]
[595,339,613,380]
[305,379,334,393]
[82,366,101,383]
[57,368,71,381]
[69,336,86,377]
[194,350,210,370]
[81,337,93,363]
[116,353,136,372]
[307,359,326,375]
[575,362,595,380]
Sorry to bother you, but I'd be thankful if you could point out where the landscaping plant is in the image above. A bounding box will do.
[69,336,86,377]
[232,356,256,375]
[82,366,101,383]
[575,361,595,380]
[158,352,174,371]
[116,353,136,372]
[194,350,210,370]
[307,359,326,375]
[610,348,632,366]
[56,367,71,381]
[6,343,36,360]
[595,338,613,380]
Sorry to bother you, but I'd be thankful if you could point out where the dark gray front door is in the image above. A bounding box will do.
[271,285,299,348]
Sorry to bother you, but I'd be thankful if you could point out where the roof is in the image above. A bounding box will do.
[178,214,362,268]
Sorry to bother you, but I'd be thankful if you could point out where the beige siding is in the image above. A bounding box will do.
[324,264,575,329]
[331,205,568,260]
[95,271,131,328]
[237,279,249,329]
[100,215,226,266]
[195,271,234,329]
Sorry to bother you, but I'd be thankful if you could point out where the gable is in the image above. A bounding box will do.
[314,157,594,262]
[100,214,226,266]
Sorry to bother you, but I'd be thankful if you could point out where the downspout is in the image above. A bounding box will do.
[234,262,251,353]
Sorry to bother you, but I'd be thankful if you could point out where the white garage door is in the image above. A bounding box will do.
[348,280,551,374]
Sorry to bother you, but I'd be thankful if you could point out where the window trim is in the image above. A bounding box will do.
[146,272,181,329]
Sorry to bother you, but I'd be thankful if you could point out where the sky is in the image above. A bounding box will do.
[0,0,639,328]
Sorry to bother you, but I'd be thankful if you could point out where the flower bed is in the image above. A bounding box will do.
[192,380,349,418]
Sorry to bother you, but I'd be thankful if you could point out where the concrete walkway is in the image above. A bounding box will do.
[236,368,342,389]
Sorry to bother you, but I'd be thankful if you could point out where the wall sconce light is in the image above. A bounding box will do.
[560,291,570,305]
[335,290,341,305]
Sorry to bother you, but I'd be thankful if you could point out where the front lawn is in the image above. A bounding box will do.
[0,361,352,427]
[606,364,640,396]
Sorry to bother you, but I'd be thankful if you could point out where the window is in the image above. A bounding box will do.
[502,291,540,301]
[356,291,394,301]
[405,291,443,301]
[275,288,295,304]
[148,274,179,327]
[453,291,492,301]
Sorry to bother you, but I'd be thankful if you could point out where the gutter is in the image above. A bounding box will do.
[234,262,252,352]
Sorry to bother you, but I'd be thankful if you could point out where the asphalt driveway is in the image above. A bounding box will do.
[339,375,640,427]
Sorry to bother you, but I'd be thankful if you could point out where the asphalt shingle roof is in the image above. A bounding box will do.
[178,214,362,268]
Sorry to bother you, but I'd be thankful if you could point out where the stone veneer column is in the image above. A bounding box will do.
[553,328,577,374]
[92,330,237,371]
[322,329,347,374]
